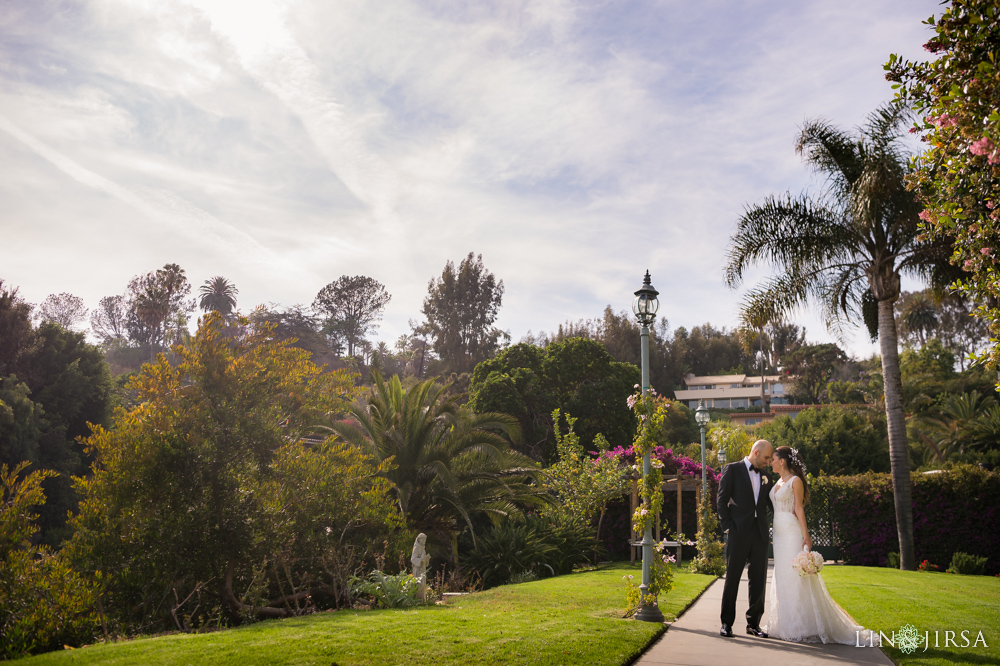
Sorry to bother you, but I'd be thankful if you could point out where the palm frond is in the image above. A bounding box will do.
[725,195,849,288]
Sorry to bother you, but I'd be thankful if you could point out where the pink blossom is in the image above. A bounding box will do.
[982,247,992,255]
[935,113,958,128]
[964,260,974,270]
[918,210,932,222]
[987,201,996,210]
[970,136,995,156]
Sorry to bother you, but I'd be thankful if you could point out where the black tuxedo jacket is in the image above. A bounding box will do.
[717,460,772,543]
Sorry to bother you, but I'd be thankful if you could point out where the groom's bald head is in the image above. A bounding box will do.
[748,439,774,468]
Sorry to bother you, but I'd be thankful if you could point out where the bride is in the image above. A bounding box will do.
[765,446,871,644]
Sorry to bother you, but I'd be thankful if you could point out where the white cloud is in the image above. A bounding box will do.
[0,0,940,361]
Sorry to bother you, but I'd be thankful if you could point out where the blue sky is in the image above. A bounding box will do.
[0,0,940,358]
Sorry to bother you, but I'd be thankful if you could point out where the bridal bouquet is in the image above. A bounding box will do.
[791,549,824,576]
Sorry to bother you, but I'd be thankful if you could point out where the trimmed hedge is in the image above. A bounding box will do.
[810,466,1000,574]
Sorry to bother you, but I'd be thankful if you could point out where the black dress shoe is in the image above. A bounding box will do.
[746,626,768,638]
[720,624,734,637]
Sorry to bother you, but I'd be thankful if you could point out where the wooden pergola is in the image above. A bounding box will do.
[629,472,703,564]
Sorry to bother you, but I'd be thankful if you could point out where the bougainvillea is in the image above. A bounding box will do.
[885,0,1000,372]
[596,443,720,559]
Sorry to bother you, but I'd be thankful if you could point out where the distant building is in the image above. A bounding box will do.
[673,373,791,411]
[728,404,820,427]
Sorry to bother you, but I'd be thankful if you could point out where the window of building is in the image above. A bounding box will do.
[771,383,784,395]
[745,418,762,426]
[731,383,741,388]
[731,398,748,409]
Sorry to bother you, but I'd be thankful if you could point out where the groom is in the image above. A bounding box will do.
[717,439,773,638]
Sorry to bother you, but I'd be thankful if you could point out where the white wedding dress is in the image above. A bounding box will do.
[765,475,871,644]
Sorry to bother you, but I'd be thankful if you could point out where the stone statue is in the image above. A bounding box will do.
[411,533,431,600]
[411,533,430,580]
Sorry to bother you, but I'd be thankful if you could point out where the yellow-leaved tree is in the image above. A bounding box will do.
[65,313,401,633]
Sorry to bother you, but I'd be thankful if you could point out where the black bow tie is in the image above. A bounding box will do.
[749,467,759,474]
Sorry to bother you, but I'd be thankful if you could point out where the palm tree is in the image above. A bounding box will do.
[724,103,956,570]
[199,276,239,315]
[325,373,550,561]
[897,291,939,346]
[918,391,995,463]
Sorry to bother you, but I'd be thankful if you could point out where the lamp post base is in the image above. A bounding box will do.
[634,601,665,623]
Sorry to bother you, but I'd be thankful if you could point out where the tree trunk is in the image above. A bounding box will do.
[759,330,766,413]
[877,298,916,570]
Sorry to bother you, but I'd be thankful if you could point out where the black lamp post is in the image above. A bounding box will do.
[632,270,663,623]
[695,399,710,501]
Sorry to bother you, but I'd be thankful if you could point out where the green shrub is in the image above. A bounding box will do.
[462,517,602,589]
[350,570,422,608]
[1,463,100,660]
[947,552,988,575]
[507,571,539,585]
[755,404,890,475]
[887,552,900,569]
[809,466,999,574]
[691,495,725,576]
[623,540,675,618]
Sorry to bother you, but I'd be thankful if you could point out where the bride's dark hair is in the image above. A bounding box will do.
[774,446,810,505]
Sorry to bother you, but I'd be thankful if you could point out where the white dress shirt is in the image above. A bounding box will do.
[744,456,760,516]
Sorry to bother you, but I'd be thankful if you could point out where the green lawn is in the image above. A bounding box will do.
[17,563,717,666]
[824,566,1000,666]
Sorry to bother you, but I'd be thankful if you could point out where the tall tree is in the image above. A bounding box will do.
[935,291,989,369]
[250,305,336,364]
[418,253,509,375]
[89,295,129,345]
[724,103,955,570]
[67,314,370,629]
[886,0,1000,371]
[469,339,640,461]
[127,263,194,360]
[198,276,239,316]
[895,290,939,347]
[313,276,391,358]
[0,281,37,378]
[781,343,846,404]
[0,284,113,545]
[36,293,87,331]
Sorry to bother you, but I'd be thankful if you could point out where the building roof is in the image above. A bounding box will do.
[682,373,785,387]
[674,387,764,400]
[682,374,746,386]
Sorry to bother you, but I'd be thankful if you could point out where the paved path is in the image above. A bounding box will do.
[635,563,893,666]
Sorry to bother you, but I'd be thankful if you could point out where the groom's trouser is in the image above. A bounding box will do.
[720,516,767,629]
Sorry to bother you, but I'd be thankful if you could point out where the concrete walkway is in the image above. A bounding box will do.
[635,563,893,666]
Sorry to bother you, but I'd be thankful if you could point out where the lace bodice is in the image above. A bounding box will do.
[770,475,797,514]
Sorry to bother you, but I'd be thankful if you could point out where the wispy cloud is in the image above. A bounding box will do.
[0,0,940,357]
